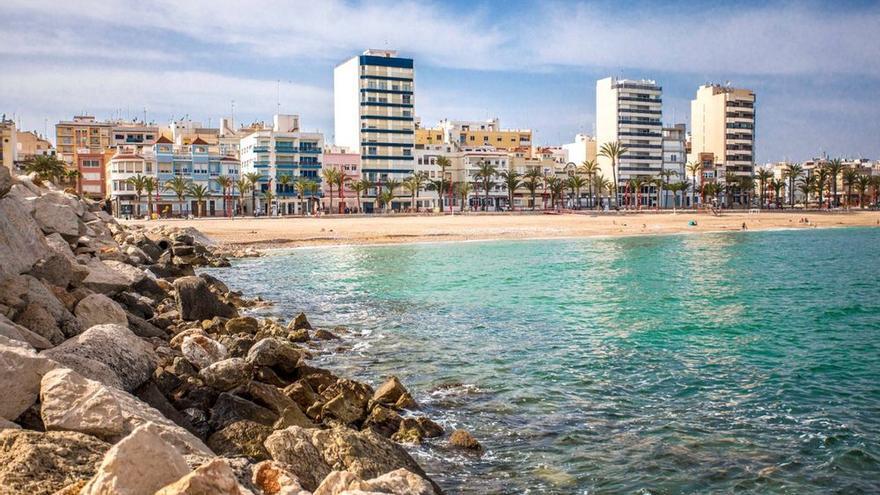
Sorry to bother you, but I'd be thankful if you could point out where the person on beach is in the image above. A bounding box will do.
[742,222,748,230]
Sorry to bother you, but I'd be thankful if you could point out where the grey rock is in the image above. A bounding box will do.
[200,358,253,391]
[0,342,58,420]
[0,195,51,278]
[173,276,237,321]
[74,293,128,329]
[41,323,157,391]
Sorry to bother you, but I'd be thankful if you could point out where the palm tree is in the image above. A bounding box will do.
[686,161,702,209]
[243,172,264,216]
[126,174,148,217]
[855,175,871,209]
[815,167,829,209]
[455,181,473,211]
[668,181,689,209]
[333,171,349,213]
[702,181,722,207]
[629,175,648,209]
[871,176,880,207]
[842,167,859,209]
[651,177,665,210]
[723,172,740,209]
[402,175,420,211]
[578,160,600,208]
[798,175,815,207]
[498,170,521,211]
[547,176,566,209]
[164,176,190,216]
[350,179,371,213]
[382,178,400,211]
[657,169,677,209]
[214,175,233,217]
[24,155,66,183]
[826,159,844,207]
[234,177,251,215]
[740,176,755,208]
[594,174,612,207]
[783,163,803,207]
[277,174,293,215]
[473,161,499,211]
[262,189,275,214]
[568,175,587,209]
[293,178,310,215]
[321,167,342,214]
[377,190,395,213]
[523,168,542,210]
[769,178,785,208]
[142,176,157,218]
[187,183,209,217]
[755,168,773,209]
[599,141,627,208]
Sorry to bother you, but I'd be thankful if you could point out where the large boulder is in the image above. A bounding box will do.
[210,392,278,431]
[101,260,147,286]
[40,367,125,439]
[32,193,81,239]
[74,293,128,329]
[264,426,437,493]
[40,367,212,457]
[362,468,436,495]
[0,429,109,495]
[449,429,483,453]
[27,252,81,288]
[155,458,254,495]
[181,334,227,370]
[246,337,303,373]
[371,376,416,410]
[0,343,57,420]
[173,276,237,321]
[207,420,272,461]
[80,422,192,495]
[14,274,81,344]
[225,316,259,335]
[200,357,253,391]
[41,323,157,391]
[82,258,131,295]
[0,196,52,278]
[0,313,52,350]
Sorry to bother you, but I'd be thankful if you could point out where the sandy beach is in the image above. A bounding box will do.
[125,210,880,249]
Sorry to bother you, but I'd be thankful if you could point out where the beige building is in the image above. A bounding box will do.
[55,116,112,167]
[1,117,17,170]
[416,118,532,153]
[16,130,54,162]
[689,84,756,183]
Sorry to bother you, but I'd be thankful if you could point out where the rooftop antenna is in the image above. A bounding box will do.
[231,100,235,129]
[143,107,147,124]
[276,79,281,115]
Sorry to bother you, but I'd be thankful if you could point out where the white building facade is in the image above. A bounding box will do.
[335,49,415,212]
[596,77,663,207]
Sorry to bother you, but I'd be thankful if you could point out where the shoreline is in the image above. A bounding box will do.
[125,210,880,251]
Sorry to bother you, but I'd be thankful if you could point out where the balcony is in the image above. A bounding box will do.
[619,131,662,138]
[619,108,662,115]
[619,96,662,103]
[619,119,661,126]
[253,146,269,153]
[298,148,321,154]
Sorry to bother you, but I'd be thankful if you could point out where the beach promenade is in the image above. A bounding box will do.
[127,210,880,249]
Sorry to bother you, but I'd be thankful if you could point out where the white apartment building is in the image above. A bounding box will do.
[562,134,597,168]
[335,49,415,212]
[596,77,663,207]
[239,114,324,215]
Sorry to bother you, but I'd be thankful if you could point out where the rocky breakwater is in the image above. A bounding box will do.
[0,167,461,495]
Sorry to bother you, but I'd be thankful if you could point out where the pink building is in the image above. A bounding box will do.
[321,147,361,213]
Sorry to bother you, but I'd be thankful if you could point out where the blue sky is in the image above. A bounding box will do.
[1,0,878,163]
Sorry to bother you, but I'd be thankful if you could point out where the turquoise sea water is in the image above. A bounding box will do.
[206,228,880,494]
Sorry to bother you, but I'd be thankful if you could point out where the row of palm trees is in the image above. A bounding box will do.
[753,160,880,209]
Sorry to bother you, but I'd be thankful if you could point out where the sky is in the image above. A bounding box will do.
[1,0,878,163]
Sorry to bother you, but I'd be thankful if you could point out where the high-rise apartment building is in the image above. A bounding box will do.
[689,84,756,185]
[335,49,414,211]
[596,77,663,206]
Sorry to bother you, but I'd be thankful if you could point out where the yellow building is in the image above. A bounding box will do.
[689,84,755,181]
[16,130,54,161]
[55,116,112,168]
[416,118,532,152]
[1,117,16,170]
